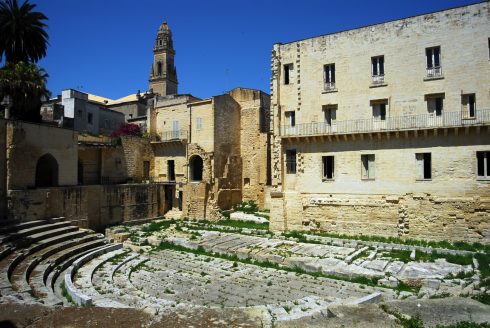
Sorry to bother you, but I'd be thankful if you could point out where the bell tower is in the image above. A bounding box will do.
[149,22,178,96]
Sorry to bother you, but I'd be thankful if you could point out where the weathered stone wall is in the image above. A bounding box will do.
[6,120,78,189]
[7,183,165,231]
[268,2,490,243]
[0,120,6,219]
[120,136,154,181]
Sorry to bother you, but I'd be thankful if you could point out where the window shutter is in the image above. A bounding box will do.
[372,59,378,76]
[331,65,336,83]
[379,57,384,75]
[434,47,440,67]
[426,48,432,68]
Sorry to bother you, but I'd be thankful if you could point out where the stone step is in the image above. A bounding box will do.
[0,219,48,236]
[29,239,108,301]
[10,233,100,293]
[7,222,73,244]
[50,245,108,305]
[27,226,80,244]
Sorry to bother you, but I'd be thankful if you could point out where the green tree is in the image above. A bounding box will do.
[0,0,48,64]
[0,61,50,121]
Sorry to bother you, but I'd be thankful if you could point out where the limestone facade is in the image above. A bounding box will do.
[150,88,270,220]
[269,2,490,243]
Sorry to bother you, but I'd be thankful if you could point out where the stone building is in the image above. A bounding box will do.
[146,22,271,220]
[269,2,490,243]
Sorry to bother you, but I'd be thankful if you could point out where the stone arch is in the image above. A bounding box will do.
[35,153,58,187]
[189,155,203,182]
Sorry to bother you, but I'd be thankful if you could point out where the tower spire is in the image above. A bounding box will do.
[149,22,178,96]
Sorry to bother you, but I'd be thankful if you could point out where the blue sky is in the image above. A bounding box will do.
[31,0,478,100]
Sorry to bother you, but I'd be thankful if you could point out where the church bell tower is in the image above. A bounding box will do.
[149,22,178,96]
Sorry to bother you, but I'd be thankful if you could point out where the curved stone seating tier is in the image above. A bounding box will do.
[64,244,124,306]
[7,221,72,243]
[10,231,93,290]
[28,239,108,303]
[0,219,55,236]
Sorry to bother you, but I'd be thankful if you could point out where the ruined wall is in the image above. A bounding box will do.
[0,120,6,219]
[6,120,78,189]
[7,184,165,231]
[274,191,490,244]
[120,136,154,181]
[229,88,271,209]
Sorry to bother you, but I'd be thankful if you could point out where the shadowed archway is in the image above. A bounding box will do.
[189,155,203,182]
[35,153,58,187]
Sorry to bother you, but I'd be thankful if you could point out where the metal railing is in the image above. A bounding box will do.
[281,109,490,137]
[426,66,442,78]
[371,74,385,84]
[151,130,188,142]
[324,82,336,91]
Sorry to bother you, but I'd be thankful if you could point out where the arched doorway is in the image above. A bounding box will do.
[189,155,203,182]
[35,154,58,187]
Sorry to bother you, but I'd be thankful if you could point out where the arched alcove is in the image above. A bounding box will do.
[189,155,203,182]
[35,153,59,187]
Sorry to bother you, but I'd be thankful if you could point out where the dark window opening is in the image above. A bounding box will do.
[87,112,93,124]
[167,160,175,181]
[435,97,443,116]
[284,64,292,85]
[157,62,163,76]
[322,156,334,180]
[477,151,490,179]
[416,153,431,180]
[286,149,296,174]
[189,155,203,181]
[285,111,296,127]
[178,191,183,211]
[35,154,59,187]
[462,94,476,118]
[143,161,150,180]
[380,104,386,120]
[372,56,384,76]
[426,46,441,68]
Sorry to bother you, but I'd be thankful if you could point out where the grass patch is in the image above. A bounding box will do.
[380,304,423,328]
[475,253,490,278]
[234,201,259,214]
[472,293,490,306]
[141,219,175,234]
[215,219,269,230]
[436,323,490,328]
[60,281,75,305]
[156,241,385,290]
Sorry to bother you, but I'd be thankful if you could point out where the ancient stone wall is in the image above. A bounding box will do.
[0,120,6,219]
[120,136,154,181]
[6,120,78,189]
[7,183,165,231]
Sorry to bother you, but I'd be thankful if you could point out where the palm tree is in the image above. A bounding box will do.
[0,61,50,121]
[0,0,48,64]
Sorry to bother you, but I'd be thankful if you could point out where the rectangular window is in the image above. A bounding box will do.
[196,117,203,130]
[284,64,293,85]
[167,160,175,181]
[372,102,387,121]
[285,111,296,127]
[416,153,432,180]
[323,105,337,125]
[172,120,180,138]
[286,149,297,174]
[371,56,385,84]
[323,64,336,90]
[426,46,442,77]
[477,151,490,179]
[143,161,150,180]
[426,96,444,116]
[87,112,93,124]
[322,156,334,180]
[361,154,375,180]
[462,94,476,118]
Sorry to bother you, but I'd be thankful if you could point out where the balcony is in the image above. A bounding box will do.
[371,74,385,86]
[151,130,188,143]
[323,82,336,92]
[281,109,490,138]
[426,66,443,79]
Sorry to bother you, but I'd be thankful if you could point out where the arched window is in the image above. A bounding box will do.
[189,155,203,182]
[35,154,59,187]
[157,62,163,76]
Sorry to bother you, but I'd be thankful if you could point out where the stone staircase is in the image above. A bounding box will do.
[0,218,115,305]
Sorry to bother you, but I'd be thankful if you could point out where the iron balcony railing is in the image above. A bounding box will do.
[426,66,442,78]
[281,109,490,137]
[324,82,336,91]
[151,130,188,142]
[371,74,385,84]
